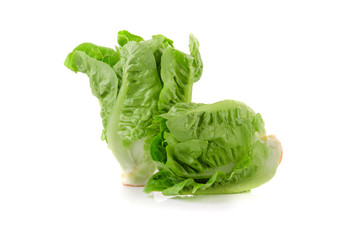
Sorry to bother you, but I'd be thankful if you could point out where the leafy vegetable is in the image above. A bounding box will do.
[64,31,203,186]
[144,100,282,195]
[64,30,281,195]
[106,41,162,185]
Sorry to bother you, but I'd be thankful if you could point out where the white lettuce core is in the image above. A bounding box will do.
[108,138,155,186]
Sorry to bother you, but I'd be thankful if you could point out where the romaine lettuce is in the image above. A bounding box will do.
[144,100,282,195]
[64,31,281,195]
[64,31,203,186]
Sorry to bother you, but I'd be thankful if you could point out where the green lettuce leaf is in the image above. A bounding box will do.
[145,34,173,69]
[189,34,203,82]
[64,50,118,140]
[106,41,162,185]
[157,34,203,112]
[157,47,194,112]
[64,43,120,71]
[117,30,144,47]
[113,34,174,87]
[145,100,282,195]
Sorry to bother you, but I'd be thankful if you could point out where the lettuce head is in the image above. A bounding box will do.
[144,100,282,195]
[64,31,203,186]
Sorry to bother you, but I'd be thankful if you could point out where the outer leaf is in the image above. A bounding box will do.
[117,30,144,47]
[189,34,203,82]
[146,137,281,195]
[113,34,173,86]
[156,34,203,113]
[157,47,194,112]
[163,100,265,145]
[144,34,174,73]
[143,170,181,193]
[64,43,120,72]
[106,41,162,185]
[154,102,205,122]
[64,51,118,140]
[152,34,174,47]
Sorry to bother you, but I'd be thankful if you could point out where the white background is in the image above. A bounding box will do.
[1,0,359,239]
